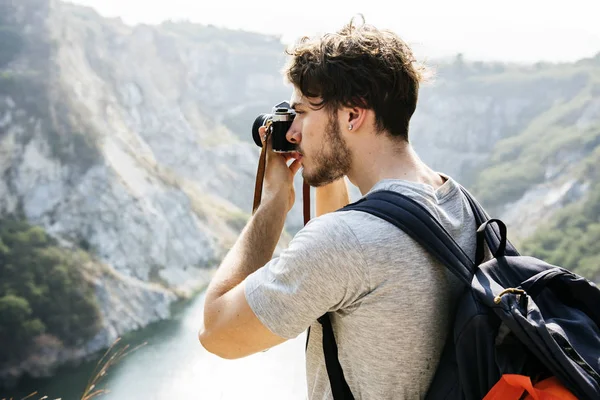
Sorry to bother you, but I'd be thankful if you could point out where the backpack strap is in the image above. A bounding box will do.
[317,314,355,399]
[459,186,520,263]
[318,189,476,399]
[347,190,476,285]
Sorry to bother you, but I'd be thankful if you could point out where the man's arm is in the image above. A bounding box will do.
[199,198,289,359]
[315,178,350,217]
[199,126,301,359]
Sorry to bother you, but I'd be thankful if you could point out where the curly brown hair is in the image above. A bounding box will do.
[284,16,426,141]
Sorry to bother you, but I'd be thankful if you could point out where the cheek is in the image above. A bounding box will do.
[298,117,323,153]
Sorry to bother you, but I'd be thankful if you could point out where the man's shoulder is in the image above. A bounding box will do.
[307,208,388,232]
[312,208,416,251]
[300,211,360,240]
[291,211,385,255]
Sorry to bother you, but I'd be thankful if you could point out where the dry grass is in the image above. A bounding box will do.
[2,338,146,400]
[80,338,147,400]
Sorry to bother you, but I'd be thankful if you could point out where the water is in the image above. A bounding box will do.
[3,292,308,400]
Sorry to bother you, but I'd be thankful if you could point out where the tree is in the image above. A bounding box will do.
[0,218,101,365]
[0,295,45,363]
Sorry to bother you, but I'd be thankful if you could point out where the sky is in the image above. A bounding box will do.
[67,0,600,63]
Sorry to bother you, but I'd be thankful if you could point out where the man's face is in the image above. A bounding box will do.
[287,89,352,187]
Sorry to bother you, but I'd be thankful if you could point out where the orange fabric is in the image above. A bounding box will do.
[483,374,578,400]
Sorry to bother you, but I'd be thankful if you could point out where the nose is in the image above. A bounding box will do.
[286,122,301,144]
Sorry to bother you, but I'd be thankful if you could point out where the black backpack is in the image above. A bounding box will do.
[317,187,600,399]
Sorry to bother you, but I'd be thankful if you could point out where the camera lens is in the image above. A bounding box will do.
[252,114,270,148]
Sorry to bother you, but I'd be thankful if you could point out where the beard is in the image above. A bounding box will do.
[301,114,352,187]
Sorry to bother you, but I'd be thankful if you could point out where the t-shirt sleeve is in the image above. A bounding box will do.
[244,213,369,339]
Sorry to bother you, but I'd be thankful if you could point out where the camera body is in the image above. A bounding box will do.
[252,101,297,153]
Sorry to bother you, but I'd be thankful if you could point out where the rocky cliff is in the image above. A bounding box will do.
[411,57,600,241]
[1,0,599,384]
[0,0,292,382]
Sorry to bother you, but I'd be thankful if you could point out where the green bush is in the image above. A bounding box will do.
[0,294,45,363]
[521,179,600,282]
[0,218,101,365]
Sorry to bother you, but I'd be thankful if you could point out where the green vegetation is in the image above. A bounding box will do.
[520,149,600,282]
[469,59,600,210]
[454,54,600,284]
[474,119,600,210]
[0,218,101,366]
[417,54,600,283]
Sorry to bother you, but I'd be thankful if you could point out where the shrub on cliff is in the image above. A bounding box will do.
[521,154,600,283]
[0,218,102,366]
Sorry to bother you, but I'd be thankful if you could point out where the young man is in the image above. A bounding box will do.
[199,19,477,399]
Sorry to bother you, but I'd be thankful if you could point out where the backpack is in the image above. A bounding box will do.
[317,187,600,399]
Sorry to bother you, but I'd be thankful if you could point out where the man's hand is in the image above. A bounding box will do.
[260,126,303,212]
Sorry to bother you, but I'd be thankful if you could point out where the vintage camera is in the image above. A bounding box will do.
[252,101,297,153]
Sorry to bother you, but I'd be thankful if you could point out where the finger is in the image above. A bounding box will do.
[259,126,266,141]
[260,127,273,151]
[265,132,273,151]
[288,159,303,176]
[259,126,271,146]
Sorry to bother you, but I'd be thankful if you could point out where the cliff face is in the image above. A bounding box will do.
[1,0,599,383]
[1,0,291,284]
[410,58,600,244]
[0,0,291,381]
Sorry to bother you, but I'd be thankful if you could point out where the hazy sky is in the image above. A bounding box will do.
[68,0,600,63]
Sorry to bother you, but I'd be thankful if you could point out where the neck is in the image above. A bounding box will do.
[347,137,443,195]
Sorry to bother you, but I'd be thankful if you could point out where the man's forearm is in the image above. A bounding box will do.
[205,200,287,303]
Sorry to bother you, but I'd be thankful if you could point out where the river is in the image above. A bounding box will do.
[4,292,308,400]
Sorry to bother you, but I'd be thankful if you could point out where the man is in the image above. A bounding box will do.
[199,18,476,399]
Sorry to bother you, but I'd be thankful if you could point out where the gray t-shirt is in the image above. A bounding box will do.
[245,176,477,399]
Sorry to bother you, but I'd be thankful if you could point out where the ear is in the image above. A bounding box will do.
[343,104,368,132]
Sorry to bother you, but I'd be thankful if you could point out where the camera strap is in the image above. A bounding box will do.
[252,136,269,214]
[252,131,311,225]
[302,182,310,225]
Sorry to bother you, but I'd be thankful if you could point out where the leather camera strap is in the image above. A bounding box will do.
[252,138,269,214]
[302,181,310,225]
